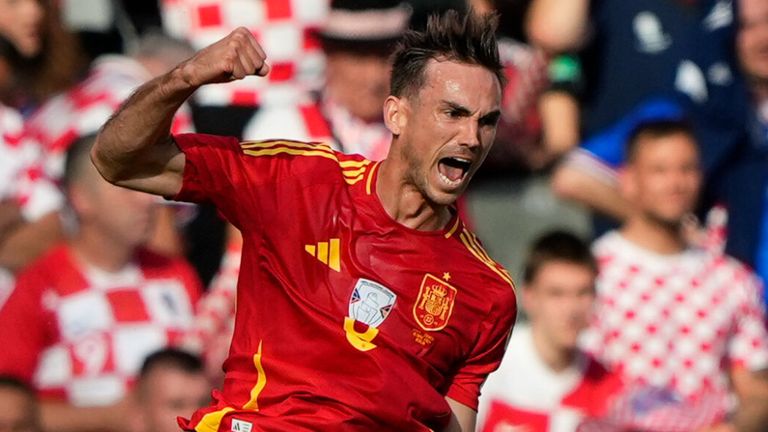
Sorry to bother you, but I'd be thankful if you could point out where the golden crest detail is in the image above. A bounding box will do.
[413,274,457,331]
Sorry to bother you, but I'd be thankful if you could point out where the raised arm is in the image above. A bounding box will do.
[91,27,270,197]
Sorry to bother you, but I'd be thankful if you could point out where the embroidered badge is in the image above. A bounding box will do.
[344,278,396,351]
[413,274,457,331]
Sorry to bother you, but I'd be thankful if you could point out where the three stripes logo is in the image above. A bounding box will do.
[305,238,341,271]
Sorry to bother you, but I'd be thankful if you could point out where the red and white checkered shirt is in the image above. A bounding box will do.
[0,245,202,406]
[24,55,194,185]
[160,0,328,107]
[583,231,768,413]
[0,103,62,221]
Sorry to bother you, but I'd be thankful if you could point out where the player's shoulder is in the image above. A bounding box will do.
[238,138,373,177]
[451,224,516,295]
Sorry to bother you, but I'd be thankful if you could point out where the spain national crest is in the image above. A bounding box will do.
[413,274,457,331]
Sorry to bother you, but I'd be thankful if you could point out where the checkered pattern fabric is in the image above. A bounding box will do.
[583,231,768,413]
[0,104,62,221]
[160,0,329,107]
[577,385,726,431]
[24,55,194,186]
[0,246,202,406]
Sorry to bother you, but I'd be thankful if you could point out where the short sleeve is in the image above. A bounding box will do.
[445,293,517,410]
[728,273,768,371]
[171,133,253,229]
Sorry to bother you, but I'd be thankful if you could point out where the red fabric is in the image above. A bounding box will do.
[172,134,517,431]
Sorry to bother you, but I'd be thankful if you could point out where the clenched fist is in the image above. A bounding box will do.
[178,27,270,88]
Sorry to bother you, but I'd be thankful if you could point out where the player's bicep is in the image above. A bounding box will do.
[91,135,186,198]
[444,397,476,432]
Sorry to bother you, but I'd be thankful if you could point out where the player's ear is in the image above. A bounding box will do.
[383,95,407,135]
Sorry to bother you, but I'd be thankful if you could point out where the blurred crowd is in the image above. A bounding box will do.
[0,0,767,431]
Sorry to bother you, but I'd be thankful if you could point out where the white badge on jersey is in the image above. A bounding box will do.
[349,279,396,328]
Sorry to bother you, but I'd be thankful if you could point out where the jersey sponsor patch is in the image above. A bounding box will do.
[413,274,457,331]
[344,279,396,351]
[231,419,253,432]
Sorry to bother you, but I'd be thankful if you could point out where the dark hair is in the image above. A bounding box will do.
[139,348,204,379]
[523,230,597,284]
[390,9,505,98]
[63,133,98,190]
[626,119,696,163]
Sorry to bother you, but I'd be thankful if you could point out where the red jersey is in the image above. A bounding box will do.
[0,245,202,406]
[172,134,517,431]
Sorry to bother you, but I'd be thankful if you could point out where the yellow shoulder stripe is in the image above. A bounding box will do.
[240,141,371,186]
[458,229,515,289]
[240,139,334,154]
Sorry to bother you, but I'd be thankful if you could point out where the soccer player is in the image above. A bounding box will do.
[136,349,210,432]
[92,10,516,432]
[477,231,622,432]
[584,119,768,431]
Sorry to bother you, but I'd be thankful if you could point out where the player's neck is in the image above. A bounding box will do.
[375,159,452,231]
[621,215,687,255]
[530,325,576,373]
[70,228,135,273]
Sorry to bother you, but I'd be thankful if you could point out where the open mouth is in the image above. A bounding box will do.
[438,157,472,186]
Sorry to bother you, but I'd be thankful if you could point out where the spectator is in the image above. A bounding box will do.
[527,0,751,232]
[583,119,768,431]
[0,135,202,432]
[0,35,62,295]
[0,0,83,110]
[477,230,621,432]
[0,376,41,432]
[136,349,210,432]
[733,0,768,292]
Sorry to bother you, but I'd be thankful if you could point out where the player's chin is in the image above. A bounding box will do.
[426,182,465,207]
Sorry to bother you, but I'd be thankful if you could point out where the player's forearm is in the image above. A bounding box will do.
[526,0,590,53]
[92,66,194,186]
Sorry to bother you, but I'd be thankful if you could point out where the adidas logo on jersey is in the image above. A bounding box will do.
[305,238,341,271]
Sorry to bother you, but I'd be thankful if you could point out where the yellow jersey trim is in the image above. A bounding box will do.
[458,229,515,289]
[193,407,234,432]
[242,340,267,410]
[366,161,382,195]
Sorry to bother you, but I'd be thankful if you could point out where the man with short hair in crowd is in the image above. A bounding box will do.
[136,349,210,432]
[478,230,621,432]
[0,135,202,432]
[584,119,768,431]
